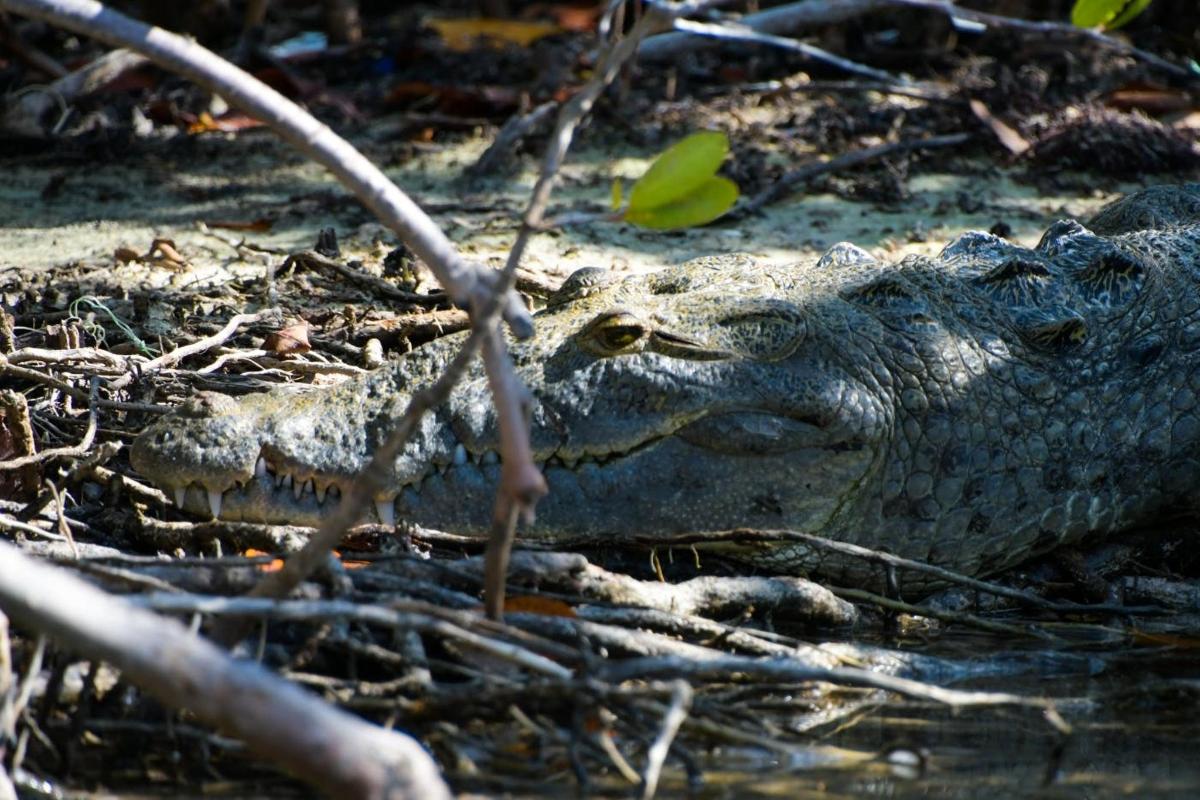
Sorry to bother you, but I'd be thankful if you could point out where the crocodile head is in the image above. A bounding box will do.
[132,185,1200,582]
[132,250,893,543]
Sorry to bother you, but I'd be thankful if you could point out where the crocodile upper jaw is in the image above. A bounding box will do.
[151,404,867,532]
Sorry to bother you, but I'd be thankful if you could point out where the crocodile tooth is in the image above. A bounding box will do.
[294,478,305,500]
[280,474,293,491]
[256,457,269,479]
[328,484,340,501]
[314,481,328,503]
[375,499,396,527]
[481,450,499,465]
[562,457,578,470]
[453,443,467,466]
[207,489,222,519]
[173,486,186,508]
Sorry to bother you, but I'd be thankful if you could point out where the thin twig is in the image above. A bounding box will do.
[731,528,1165,615]
[708,75,953,102]
[0,377,100,472]
[139,592,574,679]
[281,250,447,306]
[0,355,167,413]
[639,0,1198,82]
[832,586,1060,640]
[598,654,1066,724]
[478,0,716,621]
[640,0,885,61]
[672,18,905,84]
[639,680,692,800]
[0,515,68,542]
[115,309,277,384]
[40,479,78,559]
[894,0,1197,82]
[480,330,545,619]
[740,132,972,213]
[5,347,128,371]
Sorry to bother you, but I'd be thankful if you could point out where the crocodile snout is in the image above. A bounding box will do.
[131,396,261,511]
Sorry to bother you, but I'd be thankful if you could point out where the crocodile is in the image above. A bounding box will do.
[132,184,1200,584]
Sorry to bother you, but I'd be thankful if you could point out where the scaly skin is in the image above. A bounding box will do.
[132,185,1200,584]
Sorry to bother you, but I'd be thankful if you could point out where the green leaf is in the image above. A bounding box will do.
[1071,0,1152,30]
[627,131,729,213]
[624,176,739,230]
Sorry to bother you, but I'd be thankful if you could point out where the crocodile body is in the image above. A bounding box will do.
[132,185,1200,584]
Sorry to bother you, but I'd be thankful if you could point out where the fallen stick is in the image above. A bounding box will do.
[639,0,1197,82]
[740,132,972,213]
[0,539,451,799]
[597,652,1064,721]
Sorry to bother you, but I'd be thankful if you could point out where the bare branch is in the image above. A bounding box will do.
[209,325,489,646]
[639,680,692,800]
[479,0,688,621]
[0,0,533,334]
[0,540,452,799]
[597,652,1063,719]
[640,0,887,61]
[895,0,1197,81]
[734,528,1165,615]
[671,17,905,84]
[138,593,574,679]
[741,132,972,213]
[640,0,1197,82]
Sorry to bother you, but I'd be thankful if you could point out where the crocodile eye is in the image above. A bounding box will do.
[583,311,648,355]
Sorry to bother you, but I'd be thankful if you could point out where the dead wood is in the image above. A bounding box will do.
[0,539,452,799]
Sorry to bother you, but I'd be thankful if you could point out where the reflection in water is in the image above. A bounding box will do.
[652,639,1200,798]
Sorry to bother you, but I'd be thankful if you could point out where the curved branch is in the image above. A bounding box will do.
[0,540,451,799]
[0,0,533,335]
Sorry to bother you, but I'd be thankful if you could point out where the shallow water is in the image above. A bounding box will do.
[671,638,1200,798]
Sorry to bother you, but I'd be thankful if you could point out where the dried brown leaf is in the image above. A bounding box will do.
[263,321,311,356]
[503,595,577,617]
[969,99,1030,156]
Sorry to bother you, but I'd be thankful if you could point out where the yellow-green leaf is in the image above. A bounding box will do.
[627,131,729,213]
[611,179,623,211]
[1070,0,1152,30]
[624,176,739,230]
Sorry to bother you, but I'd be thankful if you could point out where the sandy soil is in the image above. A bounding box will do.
[0,118,1141,300]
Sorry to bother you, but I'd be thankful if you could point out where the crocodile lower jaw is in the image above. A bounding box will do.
[166,409,846,527]
[170,438,671,527]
